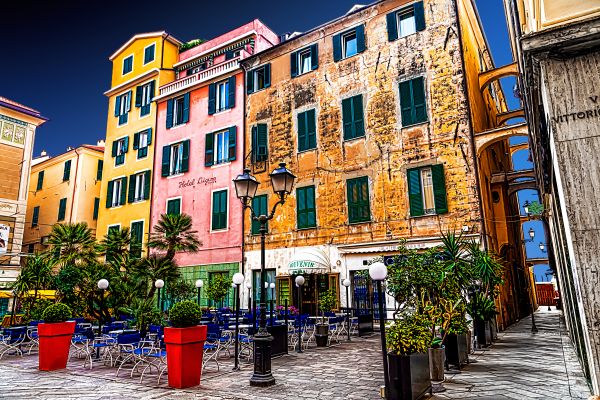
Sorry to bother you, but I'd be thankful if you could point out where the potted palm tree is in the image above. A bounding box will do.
[164,300,207,388]
[38,303,75,371]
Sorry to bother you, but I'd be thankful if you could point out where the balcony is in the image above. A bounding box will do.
[157,57,241,99]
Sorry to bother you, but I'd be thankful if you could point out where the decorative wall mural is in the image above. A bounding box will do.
[13,126,25,144]
[2,122,14,142]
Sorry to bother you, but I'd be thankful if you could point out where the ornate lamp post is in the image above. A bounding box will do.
[246,281,253,315]
[342,278,351,341]
[232,272,244,371]
[233,163,296,387]
[269,282,276,324]
[195,279,203,306]
[369,262,389,400]
[96,279,109,358]
[155,279,165,311]
[295,275,305,353]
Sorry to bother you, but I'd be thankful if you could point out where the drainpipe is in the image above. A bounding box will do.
[241,62,248,298]
[68,148,81,223]
[452,0,488,250]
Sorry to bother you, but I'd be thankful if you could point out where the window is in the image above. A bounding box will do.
[399,77,427,126]
[291,44,318,77]
[298,109,317,152]
[347,176,370,223]
[136,81,155,117]
[27,244,35,254]
[36,171,44,190]
[209,76,235,115]
[62,160,71,181]
[115,91,132,125]
[112,137,129,166]
[106,225,120,262]
[122,55,133,75]
[57,198,67,221]
[297,186,316,229]
[93,198,99,220]
[130,221,144,259]
[225,49,240,60]
[407,164,447,216]
[251,124,268,163]
[251,194,268,235]
[387,2,425,41]
[246,64,271,94]
[166,198,181,215]
[253,269,276,303]
[129,171,150,203]
[144,44,155,64]
[212,189,228,230]
[333,25,365,62]
[133,128,152,159]
[342,94,365,140]
[167,93,190,128]
[205,126,236,166]
[32,206,40,227]
[106,177,127,208]
[96,160,103,180]
[161,140,190,177]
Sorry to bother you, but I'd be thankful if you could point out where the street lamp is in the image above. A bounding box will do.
[232,272,244,371]
[528,227,535,241]
[295,275,305,353]
[155,279,165,311]
[342,278,351,341]
[523,200,530,216]
[369,262,389,400]
[269,282,276,324]
[97,279,109,337]
[245,281,253,322]
[195,279,203,307]
[539,242,546,252]
[233,163,296,387]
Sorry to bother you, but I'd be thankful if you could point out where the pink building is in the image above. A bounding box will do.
[151,20,278,308]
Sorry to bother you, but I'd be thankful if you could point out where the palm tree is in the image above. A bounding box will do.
[130,255,182,300]
[147,214,201,260]
[11,254,54,318]
[98,227,135,273]
[45,222,97,268]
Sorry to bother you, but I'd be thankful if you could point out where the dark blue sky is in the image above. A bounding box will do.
[2,0,514,157]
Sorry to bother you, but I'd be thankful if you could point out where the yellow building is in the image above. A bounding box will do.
[97,32,181,255]
[23,144,105,253]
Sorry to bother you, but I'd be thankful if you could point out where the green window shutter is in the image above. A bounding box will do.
[414,1,426,32]
[167,198,181,215]
[251,126,258,163]
[297,186,316,229]
[212,190,228,230]
[431,164,447,214]
[143,170,151,200]
[120,177,127,206]
[93,198,99,220]
[227,76,236,109]
[399,80,414,126]
[111,141,118,157]
[208,83,216,115]
[246,70,254,94]
[353,95,365,137]
[356,25,366,53]
[114,95,121,117]
[128,174,136,203]
[106,180,114,208]
[307,109,317,149]
[290,51,299,78]
[182,93,190,123]
[133,132,140,150]
[57,198,67,221]
[146,128,152,145]
[126,91,132,111]
[166,98,174,128]
[347,177,370,223]
[228,126,237,161]
[63,160,71,181]
[407,168,424,217]
[123,136,129,153]
[181,140,190,172]
[32,206,40,227]
[298,111,307,152]
[205,133,214,167]
[135,85,142,108]
[333,33,342,62]
[161,146,170,177]
[264,64,271,88]
[412,77,427,123]
[342,97,353,140]
[36,171,44,190]
[257,124,268,162]
[387,11,399,41]
[251,195,268,234]
[310,44,318,70]
[130,221,144,258]
[96,160,103,180]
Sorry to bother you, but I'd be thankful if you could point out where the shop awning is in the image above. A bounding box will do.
[26,290,56,299]
[0,290,13,299]
[288,248,331,275]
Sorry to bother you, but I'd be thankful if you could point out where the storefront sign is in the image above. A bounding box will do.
[178,176,217,190]
[552,96,600,124]
[0,224,9,254]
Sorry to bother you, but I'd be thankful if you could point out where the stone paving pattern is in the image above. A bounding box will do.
[0,309,591,399]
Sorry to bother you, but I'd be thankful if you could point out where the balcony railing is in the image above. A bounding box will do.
[159,57,241,97]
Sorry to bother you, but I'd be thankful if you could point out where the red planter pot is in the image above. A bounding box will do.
[164,325,207,389]
[38,321,76,371]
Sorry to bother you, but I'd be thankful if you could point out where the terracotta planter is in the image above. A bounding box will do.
[38,321,76,371]
[164,325,207,389]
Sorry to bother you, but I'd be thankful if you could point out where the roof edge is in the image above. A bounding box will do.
[109,31,183,61]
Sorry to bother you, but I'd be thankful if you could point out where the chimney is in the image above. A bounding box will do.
[40,150,47,157]
[66,146,74,151]
[97,139,105,147]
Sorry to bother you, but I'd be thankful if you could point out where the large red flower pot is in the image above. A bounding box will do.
[164,325,207,389]
[38,321,76,371]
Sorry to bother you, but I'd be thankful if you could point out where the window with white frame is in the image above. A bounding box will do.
[216,80,229,112]
[214,130,230,165]
[170,143,184,175]
[137,130,149,158]
[419,167,435,215]
[134,172,145,202]
[115,138,127,165]
[116,91,131,125]
[122,55,133,75]
[342,31,358,59]
[112,179,123,207]
[144,44,155,64]
[397,8,416,38]
[140,82,153,116]
[173,96,185,126]
[299,49,312,75]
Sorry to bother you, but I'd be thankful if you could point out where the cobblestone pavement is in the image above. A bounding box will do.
[0,309,592,399]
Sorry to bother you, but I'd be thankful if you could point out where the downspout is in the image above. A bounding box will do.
[240,61,248,301]
[452,0,488,250]
[69,148,81,223]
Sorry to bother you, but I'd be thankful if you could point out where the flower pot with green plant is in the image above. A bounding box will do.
[38,303,75,371]
[164,300,207,389]
[316,289,336,347]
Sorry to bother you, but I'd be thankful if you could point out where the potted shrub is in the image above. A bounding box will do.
[38,303,75,371]
[443,311,469,370]
[164,300,207,388]
[386,314,432,400]
[316,289,336,347]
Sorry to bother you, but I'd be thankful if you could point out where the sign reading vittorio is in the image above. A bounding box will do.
[552,96,600,124]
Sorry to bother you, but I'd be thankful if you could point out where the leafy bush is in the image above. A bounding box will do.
[169,300,202,328]
[386,314,433,356]
[318,289,337,315]
[205,274,230,306]
[42,303,72,323]
[27,299,53,322]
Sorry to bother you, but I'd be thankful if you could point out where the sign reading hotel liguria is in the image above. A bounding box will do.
[178,176,217,189]
[552,96,600,124]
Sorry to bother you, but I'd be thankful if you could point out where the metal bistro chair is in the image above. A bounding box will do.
[139,343,167,384]
[115,333,155,377]
[302,316,316,349]
[84,333,117,369]
[238,333,253,362]
[0,327,26,359]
